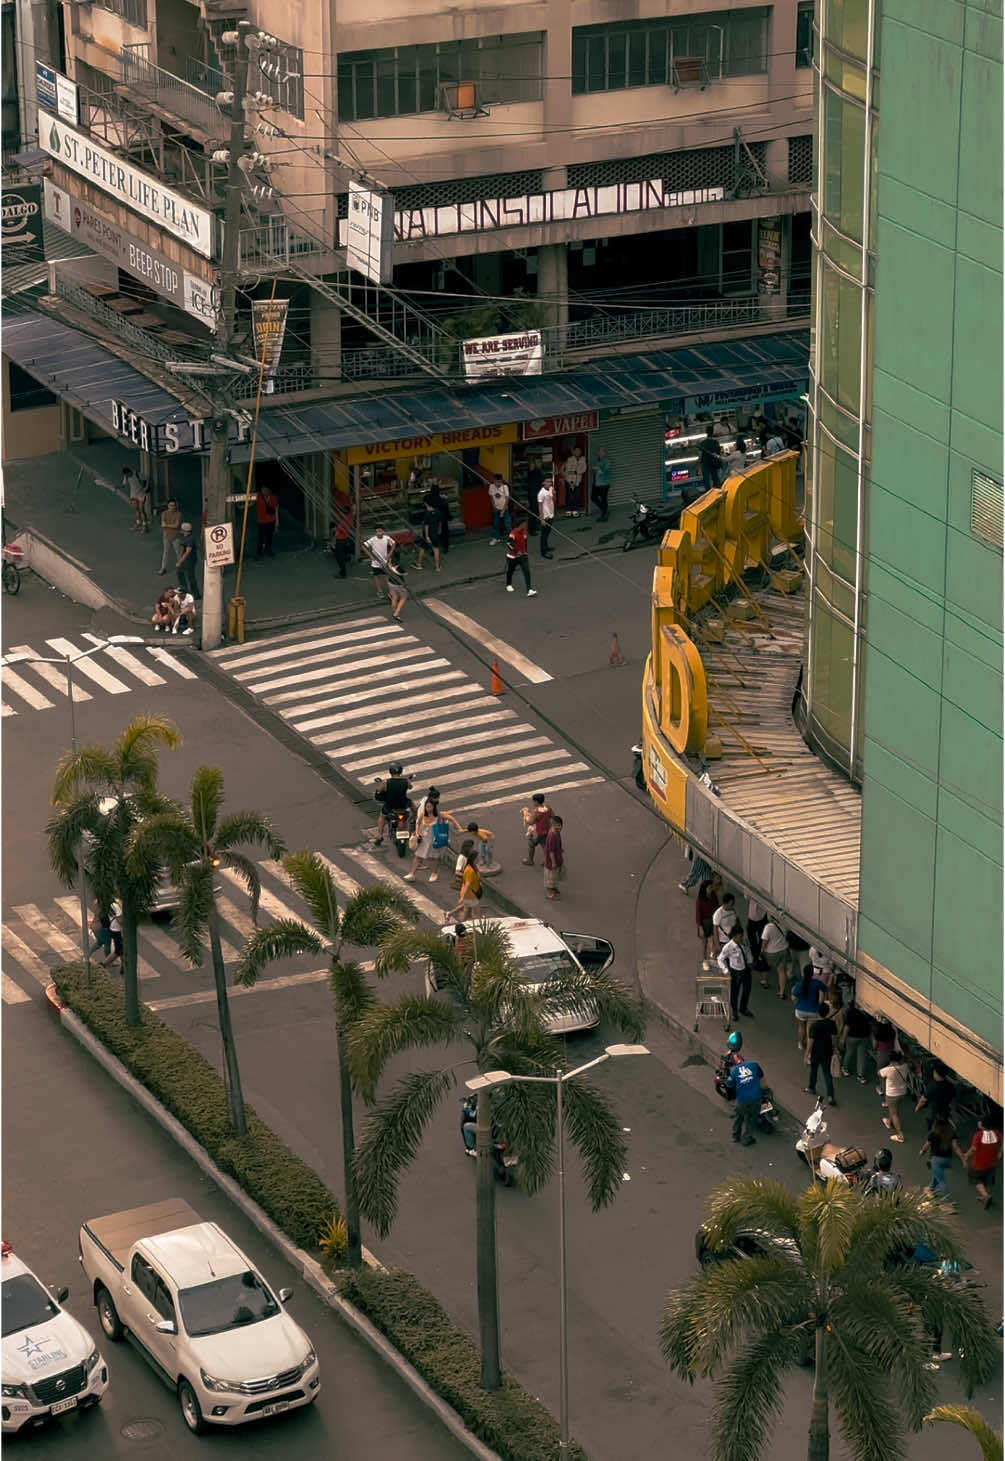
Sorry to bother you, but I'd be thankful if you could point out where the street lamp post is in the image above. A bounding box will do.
[5,636,144,973]
[467,1043,649,1458]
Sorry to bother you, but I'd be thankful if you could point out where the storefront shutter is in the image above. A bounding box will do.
[589,411,664,508]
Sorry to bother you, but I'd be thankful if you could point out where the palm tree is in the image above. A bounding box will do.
[233,851,419,1268]
[660,1175,999,1461]
[925,1404,1004,1461]
[129,765,284,1139]
[47,714,182,1029]
[348,921,646,1390]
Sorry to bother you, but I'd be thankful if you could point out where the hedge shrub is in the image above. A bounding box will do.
[53,964,337,1250]
[341,1268,589,1461]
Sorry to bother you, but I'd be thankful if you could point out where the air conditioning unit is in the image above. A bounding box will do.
[672,57,710,91]
[439,81,488,119]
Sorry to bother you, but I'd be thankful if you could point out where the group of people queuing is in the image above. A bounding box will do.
[695,414,804,496]
[684,853,1003,1207]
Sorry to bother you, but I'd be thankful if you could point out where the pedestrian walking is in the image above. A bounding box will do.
[792,965,828,1052]
[404,797,444,882]
[746,897,768,968]
[804,1001,839,1105]
[678,846,713,893]
[759,917,790,994]
[538,476,555,558]
[717,928,753,1020]
[727,1052,765,1146]
[525,456,543,534]
[123,467,149,531]
[959,1117,1003,1208]
[543,815,564,900]
[505,519,536,596]
[363,526,394,596]
[878,1049,908,1142]
[697,424,722,492]
[386,546,408,621]
[330,514,352,577]
[872,1016,896,1072]
[915,1063,956,1131]
[563,445,587,514]
[446,851,483,922]
[107,901,123,966]
[521,792,552,865]
[176,522,200,598]
[414,492,441,571]
[158,497,182,574]
[840,999,874,1082]
[695,880,719,969]
[591,448,612,521]
[712,892,739,951]
[488,474,511,544]
[255,485,279,558]
[427,483,451,558]
[920,1117,958,1200]
[87,904,112,961]
[465,821,495,869]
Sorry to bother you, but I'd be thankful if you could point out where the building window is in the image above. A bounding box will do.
[721,220,754,295]
[971,469,1004,551]
[796,3,814,67]
[572,10,768,94]
[8,363,57,412]
[93,0,147,30]
[251,37,304,121]
[823,86,865,242]
[338,33,543,121]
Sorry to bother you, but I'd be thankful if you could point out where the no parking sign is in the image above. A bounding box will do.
[205,522,234,567]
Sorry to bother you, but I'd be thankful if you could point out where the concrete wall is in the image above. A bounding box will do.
[858,0,1004,1069]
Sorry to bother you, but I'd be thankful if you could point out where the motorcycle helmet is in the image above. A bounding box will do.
[388,762,403,776]
[873,1148,893,1171]
[727,1031,743,1051]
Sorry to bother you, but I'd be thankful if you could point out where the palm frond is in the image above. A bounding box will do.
[540,964,647,1043]
[702,1177,803,1253]
[214,809,285,860]
[827,1325,906,1461]
[234,918,324,987]
[890,1263,1000,1397]
[659,1275,708,1380]
[116,714,182,789]
[708,1326,803,1461]
[87,817,129,911]
[664,1256,813,1377]
[51,746,118,804]
[560,1078,629,1211]
[339,883,420,949]
[842,1188,967,1278]
[925,1405,1004,1461]
[331,959,378,1031]
[128,813,199,883]
[491,1080,557,1194]
[172,861,215,965]
[346,994,464,1100]
[189,765,224,846]
[283,850,341,940]
[352,1068,455,1235]
[830,1278,934,1428]
[221,852,262,922]
[375,925,468,1002]
[800,1178,860,1273]
[46,797,101,886]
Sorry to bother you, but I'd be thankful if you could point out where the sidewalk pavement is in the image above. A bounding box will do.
[3,443,632,632]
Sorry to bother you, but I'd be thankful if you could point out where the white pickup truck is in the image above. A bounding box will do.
[78,1197,320,1434]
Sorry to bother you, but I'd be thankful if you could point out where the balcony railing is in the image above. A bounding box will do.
[120,43,224,137]
[237,213,330,268]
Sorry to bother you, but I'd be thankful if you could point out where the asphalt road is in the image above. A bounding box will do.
[3,570,1000,1459]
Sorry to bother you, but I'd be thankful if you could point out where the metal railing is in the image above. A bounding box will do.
[237,213,330,268]
[121,43,224,137]
[54,276,204,370]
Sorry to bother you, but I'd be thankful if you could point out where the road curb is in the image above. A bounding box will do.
[51,993,504,1461]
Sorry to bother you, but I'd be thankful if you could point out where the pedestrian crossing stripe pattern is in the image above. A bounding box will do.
[2,844,496,1007]
[1,635,196,717]
[209,616,603,816]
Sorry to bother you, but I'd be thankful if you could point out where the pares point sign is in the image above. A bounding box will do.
[2,185,43,259]
[205,522,234,568]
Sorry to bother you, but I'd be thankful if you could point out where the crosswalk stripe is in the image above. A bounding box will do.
[434,748,575,792]
[0,665,55,711]
[234,629,409,683]
[343,848,450,926]
[215,894,257,942]
[261,650,439,707]
[310,685,477,739]
[45,639,130,694]
[2,926,53,986]
[223,624,402,674]
[147,647,199,679]
[2,971,32,1004]
[314,854,365,901]
[344,728,545,778]
[329,708,515,761]
[6,647,91,702]
[14,903,80,960]
[454,775,605,816]
[423,598,554,684]
[210,616,386,661]
[441,761,589,802]
[132,918,183,965]
[249,651,447,699]
[82,634,165,687]
[2,702,17,717]
[48,898,161,981]
[294,672,466,731]
[146,959,378,1012]
[219,866,304,927]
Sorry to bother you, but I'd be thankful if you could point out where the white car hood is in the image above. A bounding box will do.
[188,1312,311,1381]
[3,1314,93,1385]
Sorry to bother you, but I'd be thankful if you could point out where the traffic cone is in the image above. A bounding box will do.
[490,658,505,695]
[609,633,625,667]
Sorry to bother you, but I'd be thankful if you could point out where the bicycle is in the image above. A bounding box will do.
[2,544,22,596]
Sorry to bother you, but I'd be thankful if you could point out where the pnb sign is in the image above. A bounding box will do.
[345,182,394,285]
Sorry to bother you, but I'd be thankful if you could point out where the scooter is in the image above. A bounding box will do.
[621,494,681,552]
[460,1096,518,1186]
[630,743,646,790]
[796,1100,868,1183]
[389,807,413,858]
[713,1052,779,1131]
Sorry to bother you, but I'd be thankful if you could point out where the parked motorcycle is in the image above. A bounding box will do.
[630,743,646,790]
[795,1100,868,1183]
[713,1050,778,1132]
[460,1095,518,1186]
[621,494,681,552]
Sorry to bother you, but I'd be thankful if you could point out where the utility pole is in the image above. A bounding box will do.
[202,22,252,651]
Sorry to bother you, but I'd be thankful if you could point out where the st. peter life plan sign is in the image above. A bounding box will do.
[40,115,213,257]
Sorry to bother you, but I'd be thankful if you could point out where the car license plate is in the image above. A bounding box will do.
[50,1397,78,1416]
[259,1399,291,1417]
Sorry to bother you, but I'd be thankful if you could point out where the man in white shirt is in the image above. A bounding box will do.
[172,591,198,636]
[538,477,555,558]
[562,447,587,513]
[712,893,738,949]
[363,528,393,597]
[765,428,785,456]
[717,930,753,1019]
[759,918,791,995]
[488,475,511,545]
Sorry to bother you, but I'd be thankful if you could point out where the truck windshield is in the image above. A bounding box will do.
[2,1275,60,1337]
[178,1270,279,1337]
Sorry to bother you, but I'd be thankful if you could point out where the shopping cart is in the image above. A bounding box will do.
[694,972,731,1032]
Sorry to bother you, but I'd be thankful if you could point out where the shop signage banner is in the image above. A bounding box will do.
[522,411,599,441]
[36,61,78,124]
[40,115,214,257]
[1,184,43,258]
[338,182,725,246]
[109,399,257,455]
[757,217,782,297]
[251,299,288,390]
[682,377,810,414]
[345,423,518,465]
[43,179,219,328]
[462,330,542,379]
[346,182,394,285]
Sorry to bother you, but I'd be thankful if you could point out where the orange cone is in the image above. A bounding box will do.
[609,633,625,667]
[490,658,505,695]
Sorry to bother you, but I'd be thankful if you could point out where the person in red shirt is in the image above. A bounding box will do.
[255,486,279,558]
[505,517,536,597]
[543,815,564,900]
[695,880,720,970]
[959,1117,1003,1208]
[521,793,552,866]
